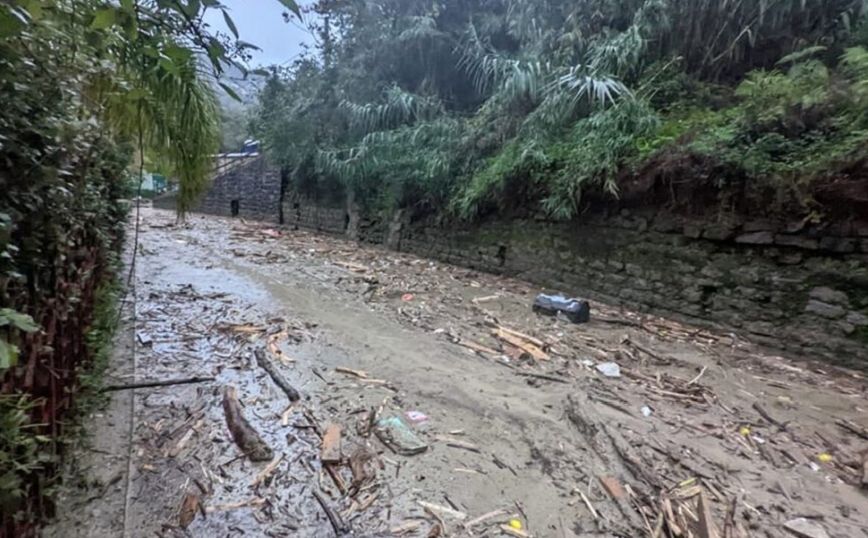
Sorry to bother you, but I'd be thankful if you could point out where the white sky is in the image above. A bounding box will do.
[203,0,317,67]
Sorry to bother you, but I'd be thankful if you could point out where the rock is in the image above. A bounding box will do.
[783,517,830,538]
[846,311,868,327]
[808,287,849,306]
[595,362,621,378]
[775,234,819,250]
[743,220,778,233]
[819,237,856,253]
[735,231,774,245]
[804,300,846,319]
[702,224,736,241]
[683,224,702,239]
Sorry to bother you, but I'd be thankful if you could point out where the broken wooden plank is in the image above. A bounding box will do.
[598,475,626,500]
[696,489,720,538]
[321,423,343,464]
[457,339,499,355]
[493,328,548,361]
[497,326,545,348]
[255,348,301,402]
[222,386,273,462]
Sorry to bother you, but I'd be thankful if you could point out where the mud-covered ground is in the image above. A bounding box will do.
[47,208,868,538]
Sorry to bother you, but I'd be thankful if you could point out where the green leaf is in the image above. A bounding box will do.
[0,309,39,332]
[221,9,238,39]
[0,339,19,370]
[219,82,242,102]
[91,8,116,30]
[22,0,43,21]
[277,0,301,19]
[0,6,27,37]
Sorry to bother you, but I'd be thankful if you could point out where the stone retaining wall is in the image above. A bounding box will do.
[180,159,868,366]
[394,211,868,366]
[153,156,281,222]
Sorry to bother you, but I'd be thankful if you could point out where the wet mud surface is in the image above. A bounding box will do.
[48,208,868,537]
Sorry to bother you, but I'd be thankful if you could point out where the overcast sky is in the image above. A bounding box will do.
[204,0,317,67]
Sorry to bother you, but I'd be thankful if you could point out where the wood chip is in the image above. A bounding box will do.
[178,492,200,529]
[598,475,626,500]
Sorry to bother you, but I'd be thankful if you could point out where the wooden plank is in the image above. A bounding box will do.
[457,339,499,355]
[321,423,343,464]
[493,329,549,361]
[697,490,720,538]
[497,326,545,348]
[598,475,626,500]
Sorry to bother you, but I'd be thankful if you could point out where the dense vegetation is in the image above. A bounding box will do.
[0,1,297,534]
[253,0,868,222]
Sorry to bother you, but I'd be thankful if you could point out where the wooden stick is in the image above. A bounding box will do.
[516,372,569,384]
[255,349,300,402]
[103,376,215,391]
[335,367,369,379]
[836,418,868,440]
[312,489,348,536]
[252,453,284,487]
[222,386,273,462]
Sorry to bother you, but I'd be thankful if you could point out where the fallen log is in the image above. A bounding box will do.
[255,349,300,402]
[103,376,215,392]
[222,386,273,462]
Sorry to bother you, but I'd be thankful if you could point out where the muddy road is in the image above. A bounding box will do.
[47,208,867,537]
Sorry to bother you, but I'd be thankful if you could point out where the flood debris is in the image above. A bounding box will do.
[254,348,301,402]
[595,361,621,378]
[493,327,548,361]
[103,376,215,392]
[222,386,273,462]
[178,492,201,529]
[321,423,343,464]
[376,415,428,455]
[783,517,830,538]
[252,453,284,487]
[312,489,349,536]
[532,293,590,323]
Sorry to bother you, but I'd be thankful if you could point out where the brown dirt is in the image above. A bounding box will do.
[45,208,868,537]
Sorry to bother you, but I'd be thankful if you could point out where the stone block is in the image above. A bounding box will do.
[809,286,849,306]
[804,299,846,319]
[819,237,856,253]
[775,234,819,250]
[735,231,774,245]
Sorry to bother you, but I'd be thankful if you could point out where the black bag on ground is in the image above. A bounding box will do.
[532,294,590,323]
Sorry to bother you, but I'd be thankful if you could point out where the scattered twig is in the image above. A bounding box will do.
[103,377,215,392]
[515,372,569,384]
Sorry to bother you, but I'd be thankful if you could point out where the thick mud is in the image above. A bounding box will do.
[47,208,868,537]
